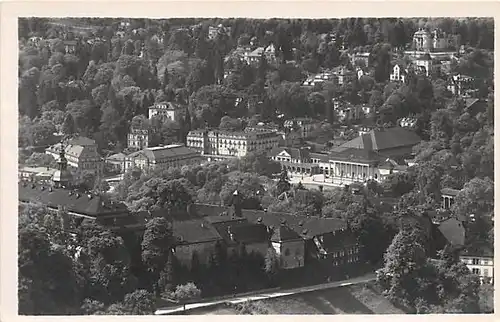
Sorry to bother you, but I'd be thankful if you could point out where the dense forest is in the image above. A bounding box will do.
[18,17,494,315]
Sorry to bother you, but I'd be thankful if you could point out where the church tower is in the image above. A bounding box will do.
[52,144,73,188]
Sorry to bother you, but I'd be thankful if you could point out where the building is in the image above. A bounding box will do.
[19,147,129,220]
[447,74,475,97]
[271,224,305,269]
[270,127,421,186]
[19,166,58,183]
[243,43,277,65]
[413,53,433,76]
[208,24,231,40]
[125,144,202,172]
[283,118,319,139]
[148,101,186,121]
[460,244,494,284]
[441,188,460,210]
[186,129,280,160]
[46,136,103,176]
[399,117,418,129]
[105,152,128,173]
[390,64,407,83]
[413,28,457,52]
[127,128,151,150]
[349,52,371,68]
[63,40,77,54]
[302,72,336,87]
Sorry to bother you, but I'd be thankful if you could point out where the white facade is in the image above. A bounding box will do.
[460,255,494,284]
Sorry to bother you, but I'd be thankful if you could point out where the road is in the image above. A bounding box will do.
[154,273,376,315]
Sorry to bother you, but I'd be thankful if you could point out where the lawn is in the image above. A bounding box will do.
[192,282,406,315]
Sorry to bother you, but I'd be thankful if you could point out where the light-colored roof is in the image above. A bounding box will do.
[129,144,199,161]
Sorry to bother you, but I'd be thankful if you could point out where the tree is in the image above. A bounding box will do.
[121,289,155,315]
[170,282,201,309]
[141,217,174,294]
[264,248,281,284]
[62,113,76,136]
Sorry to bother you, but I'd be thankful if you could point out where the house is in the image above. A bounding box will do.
[460,244,494,284]
[413,53,433,76]
[447,74,475,97]
[271,224,305,269]
[413,28,457,52]
[172,218,223,269]
[390,64,407,83]
[186,129,280,160]
[127,128,151,150]
[283,118,319,138]
[302,72,336,87]
[399,117,417,128]
[46,136,103,176]
[148,101,186,121]
[349,52,371,68]
[63,40,77,54]
[243,43,277,65]
[441,187,460,210]
[105,152,128,173]
[19,166,58,183]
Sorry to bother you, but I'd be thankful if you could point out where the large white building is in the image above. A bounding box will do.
[46,136,103,176]
[125,144,202,172]
[187,129,280,160]
[460,245,494,284]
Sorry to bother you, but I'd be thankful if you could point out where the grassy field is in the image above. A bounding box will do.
[193,282,406,315]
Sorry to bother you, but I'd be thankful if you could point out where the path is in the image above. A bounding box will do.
[154,273,376,315]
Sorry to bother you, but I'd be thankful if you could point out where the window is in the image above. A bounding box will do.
[484,269,489,277]
[472,268,480,275]
[472,258,480,265]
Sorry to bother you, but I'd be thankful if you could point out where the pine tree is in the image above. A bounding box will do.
[276,168,291,196]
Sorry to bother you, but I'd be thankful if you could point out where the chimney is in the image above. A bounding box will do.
[227,226,234,241]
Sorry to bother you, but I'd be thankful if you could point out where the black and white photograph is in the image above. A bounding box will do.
[11,8,494,316]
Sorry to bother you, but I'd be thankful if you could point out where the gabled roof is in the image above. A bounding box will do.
[271,224,302,242]
[242,209,347,239]
[340,127,421,152]
[128,144,199,161]
[460,243,494,258]
[441,188,461,197]
[173,219,222,245]
[329,147,382,164]
[437,217,465,246]
[18,182,127,217]
[269,147,310,160]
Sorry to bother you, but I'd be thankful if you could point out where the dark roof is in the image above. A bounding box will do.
[173,219,222,245]
[460,243,493,258]
[242,209,347,239]
[18,182,127,217]
[271,224,302,242]
[437,217,465,246]
[340,127,421,152]
[309,152,330,162]
[230,223,269,244]
[68,136,96,146]
[329,147,381,164]
[441,188,461,197]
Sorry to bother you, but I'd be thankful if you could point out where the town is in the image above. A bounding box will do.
[18,17,493,315]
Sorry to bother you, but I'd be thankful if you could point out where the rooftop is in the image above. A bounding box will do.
[18,182,127,217]
[339,127,422,152]
[129,144,199,161]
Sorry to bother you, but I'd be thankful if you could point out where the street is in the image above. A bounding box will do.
[154,273,376,315]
